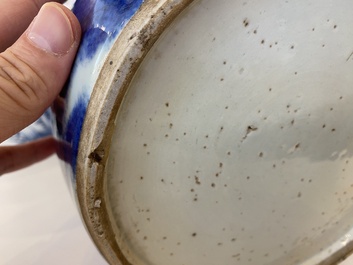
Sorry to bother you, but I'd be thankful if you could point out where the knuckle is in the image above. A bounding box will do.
[0,50,47,111]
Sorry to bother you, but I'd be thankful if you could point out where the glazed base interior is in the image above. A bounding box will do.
[105,0,353,264]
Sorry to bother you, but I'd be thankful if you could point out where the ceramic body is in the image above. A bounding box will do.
[27,0,353,264]
[53,0,144,184]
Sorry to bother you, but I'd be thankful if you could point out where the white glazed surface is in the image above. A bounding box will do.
[105,0,353,264]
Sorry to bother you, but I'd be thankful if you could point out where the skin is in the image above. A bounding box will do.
[0,1,81,175]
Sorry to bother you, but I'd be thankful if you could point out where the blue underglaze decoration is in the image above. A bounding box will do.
[73,0,144,61]
[64,94,89,174]
[10,109,52,144]
[59,0,144,180]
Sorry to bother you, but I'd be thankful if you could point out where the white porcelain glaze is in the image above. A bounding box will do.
[103,0,353,264]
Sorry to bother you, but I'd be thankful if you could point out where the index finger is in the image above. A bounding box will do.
[0,137,56,175]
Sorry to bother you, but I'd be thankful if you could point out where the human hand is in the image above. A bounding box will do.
[0,1,81,175]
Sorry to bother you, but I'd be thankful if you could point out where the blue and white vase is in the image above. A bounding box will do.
[17,0,353,264]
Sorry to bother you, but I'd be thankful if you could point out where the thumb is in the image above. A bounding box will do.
[0,3,81,142]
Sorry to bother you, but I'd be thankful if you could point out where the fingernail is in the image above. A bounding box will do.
[27,4,74,55]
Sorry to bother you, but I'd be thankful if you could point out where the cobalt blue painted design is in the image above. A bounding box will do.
[63,95,88,173]
[58,0,144,181]
[9,110,52,144]
[72,0,144,61]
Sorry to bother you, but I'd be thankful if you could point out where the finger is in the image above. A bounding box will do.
[0,3,81,142]
[0,0,66,52]
[0,137,56,175]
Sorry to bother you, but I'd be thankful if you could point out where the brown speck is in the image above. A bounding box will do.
[243,125,258,140]
[312,28,315,31]
[220,78,224,81]
[261,39,265,44]
[322,124,326,128]
[217,242,223,246]
[203,145,207,149]
[223,61,227,65]
[291,45,294,49]
[331,128,336,132]
[165,134,169,138]
[211,183,216,188]
[243,18,249,27]
[334,25,337,29]
[269,88,272,92]
[231,238,237,242]
[227,151,231,156]
[165,102,169,107]
[143,143,147,147]
[330,107,333,111]
[140,176,144,180]
[109,61,113,65]
[253,29,257,34]
[297,192,302,198]
[161,179,165,183]
[225,106,229,109]
[291,119,295,125]
[295,143,300,149]
[220,126,224,132]
[195,176,201,185]
[247,125,258,133]
[259,152,264,158]
[143,236,148,240]
[219,162,223,168]
[246,176,250,180]
[192,233,197,237]
[169,123,173,128]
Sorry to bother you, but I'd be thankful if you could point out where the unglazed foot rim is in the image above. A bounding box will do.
[76,0,353,264]
[76,1,193,264]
